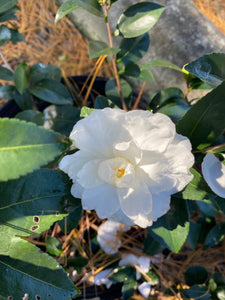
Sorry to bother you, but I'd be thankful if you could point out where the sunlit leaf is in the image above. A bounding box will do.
[88,40,119,59]
[0,118,72,181]
[116,2,165,38]
[13,63,28,95]
[0,0,17,14]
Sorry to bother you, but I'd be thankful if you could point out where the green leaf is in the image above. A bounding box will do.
[94,95,119,109]
[88,40,119,59]
[15,110,44,126]
[119,62,140,78]
[0,169,79,299]
[0,7,18,22]
[204,222,225,248]
[182,285,210,300]
[151,87,185,109]
[122,272,137,300]
[105,78,132,108]
[138,67,154,82]
[109,267,134,284]
[149,198,190,253]
[80,106,94,117]
[116,2,165,38]
[14,89,33,110]
[67,256,88,273]
[46,236,63,256]
[184,266,208,286]
[116,33,150,64]
[0,118,72,181]
[9,28,25,43]
[217,286,225,300]
[144,231,165,255]
[186,221,201,249]
[157,100,190,123]
[43,104,81,136]
[144,59,181,72]
[0,0,17,14]
[0,66,13,81]
[30,63,62,85]
[0,25,11,46]
[13,63,28,95]
[176,81,225,149]
[0,84,15,99]
[55,0,103,23]
[58,202,82,234]
[184,53,225,87]
[30,79,73,105]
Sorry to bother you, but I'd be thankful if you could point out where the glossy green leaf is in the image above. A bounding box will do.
[80,106,94,117]
[43,104,80,136]
[204,222,225,248]
[176,81,225,149]
[46,236,63,256]
[0,7,18,22]
[157,100,190,123]
[144,231,165,255]
[94,95,119,109]
[14,89,33,110]
[0,25,11,46]
[184,53,225,87]
[30,79,73,105]
[184,266,208,286]
[0,0,17,14]
[0,169,79,299]
[0,118,72,181]
[144,59,181,72]
[30,63,62,85]
[58,203,82,234]
[88,40,119,59]
[116,33,150,64]
[55,0,103,23]
[138,66,154,82]
[9,28,25,43]
[0,66,13,81]
[0,84,15,99]
[217,286,225,300]
[149,198,190,253]
[13,63,28,95]
[151,87,185,109]
[122,272,137,300]
[182,285,210,300]
[116,2,165,38]
[15,110,44,126]
[186,221,201,249]
[119,62,140,78]
[105,78,132,108]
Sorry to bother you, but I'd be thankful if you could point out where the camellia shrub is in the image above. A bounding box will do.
[1,0,225,299]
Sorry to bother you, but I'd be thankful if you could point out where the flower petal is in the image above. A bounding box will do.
[77,159,104,188]
[202,153,225,198]
[118,179,152,225]
[148,192,171,221]
[70,108,130,156]
[71,182,83,198]
[123,110,176,153]
[138,282,151,298]
[82,183,120,219]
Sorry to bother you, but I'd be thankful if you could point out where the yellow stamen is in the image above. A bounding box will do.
[116,168,125,178]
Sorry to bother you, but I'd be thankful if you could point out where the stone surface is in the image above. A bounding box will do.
[55,0,225,96]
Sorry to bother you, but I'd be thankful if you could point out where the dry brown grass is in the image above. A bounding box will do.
[0,0,113,77]
[193,0,225,35]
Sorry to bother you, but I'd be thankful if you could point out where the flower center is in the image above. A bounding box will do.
[98,157,135,188]
[116,168,125,178]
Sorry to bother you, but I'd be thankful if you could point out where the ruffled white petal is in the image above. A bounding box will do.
[138,282,151,298]
[97,220,129,254]
[202,153,225,198]
[82,183,120,219]
[77,159,103,188]
[122,110,175,152]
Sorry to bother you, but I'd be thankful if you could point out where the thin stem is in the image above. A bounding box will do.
[131,81,146,110]
[0,48,13,72]
[103,1,127,111]
[193,142,225,153]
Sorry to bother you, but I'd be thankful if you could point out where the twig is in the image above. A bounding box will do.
[0,48,13,72]
[192,142,225,153]
[131,81,147,110]
[103,1,127,111]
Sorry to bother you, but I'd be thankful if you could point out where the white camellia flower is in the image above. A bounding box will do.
[119,253,151,280]
[138,281,151,298]
[97,220,130,254]
[202,152,225,198]
[59,108,194,227]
